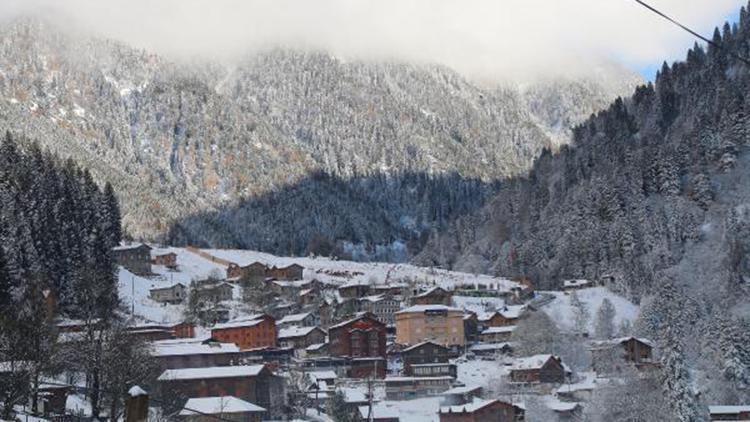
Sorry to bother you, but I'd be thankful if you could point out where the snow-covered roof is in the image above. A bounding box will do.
[481,326,516,335]
[546,397,580,412]
[563,279,592,288]
[152,342,240,357]
[278,326,320,340]
[113,243,150,251]
[340,387,367,403]
[709,405,750,414]
[149,283,186,292]
[396,304,462,314]
[308,370,337,382]
[278,312,312,325]
[158,365,266,381]
[401,340,445,353]
[179,396,265,416]
[590,336,655,349]
[442,385,482,396]
[306,342,327,351]
[556,372,599,394]
[212,314,266,330]
[415,287,448,297]
[510,354,558,371]
[358,404,399,420]
[440,399,500,414]
[329,312,377,329]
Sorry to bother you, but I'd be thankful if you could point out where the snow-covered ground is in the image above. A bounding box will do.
[540,287,639,333]
[205,248,520,291]
[118,245,523,324]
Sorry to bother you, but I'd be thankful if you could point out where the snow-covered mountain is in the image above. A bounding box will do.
[0,18,641,255]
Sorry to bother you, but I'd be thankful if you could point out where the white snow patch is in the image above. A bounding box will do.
[541,287,639,333]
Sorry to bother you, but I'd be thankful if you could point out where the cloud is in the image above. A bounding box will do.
[3,0,746,81]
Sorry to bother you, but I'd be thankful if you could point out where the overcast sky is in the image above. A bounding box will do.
[4,0,746,82]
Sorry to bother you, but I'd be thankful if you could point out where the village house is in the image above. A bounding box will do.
[590,337,655,373]
[440,385,483,406]
[179,396,266,422]
[151,338,244,370]
[400,341,453,375]
[439,399,524,422]
[267,263,305,281]
[371,283,408,297]
[113,243,152,275]
[277,312,319,328]
[328,313,387,358]
[479,326,516,343]
[469,342,513,358]
[149,283,187,304]
[328,313,387,378]
[157,364,284,417]
[359,294,401,326]
[338,281,371,299]
[477,306,525,330]
[384,376,454,400]
[211,314,277,350]
[509,277,535,303]
[227,261,268,282]
[277,326,327,351]
[709,405,750,421]
[562,279,593,291]
[409,363,457,378]
[395,305,465,347]
[318,300,335,328]
[412,287,453,306]
[509,354,566,384]
[194,282,234,303]
[152,252,178,269]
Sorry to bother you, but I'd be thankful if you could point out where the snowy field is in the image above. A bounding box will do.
[540,287,639,333]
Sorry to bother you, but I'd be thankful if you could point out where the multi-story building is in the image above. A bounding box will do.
[113,243,152,275]
[211,314,277,350]
[395,305,465,347]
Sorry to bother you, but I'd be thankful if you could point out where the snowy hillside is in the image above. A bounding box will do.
[118,246,528,324]
[541,288,640,333]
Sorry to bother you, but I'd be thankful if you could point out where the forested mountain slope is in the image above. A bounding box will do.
[0,18,639,257]
[416,18,750,302]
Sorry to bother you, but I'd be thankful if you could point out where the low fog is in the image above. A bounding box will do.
[3,0,745,81]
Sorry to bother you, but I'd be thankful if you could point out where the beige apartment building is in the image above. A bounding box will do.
[395,305,465,347]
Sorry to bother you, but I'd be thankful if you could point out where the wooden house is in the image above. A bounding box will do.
[709,405,750,421]
[267,264,305,281]
[277,312,318,328]
[152,252,178,269]
[328,313,387,367]
[357,404,400,422]
[157,364,284,417]
[339,282,371,299]
[227,262,268,281]
[479,326,516,343]
[211,314,277,350]
[113,244,152,275]
[194,282,234,303]
[149,283,187,304]
[277,326,327,351]
[179,396,266,422]
[151,338,243,370]
[412,287,453,306]
[384,376,453,400]
[591,337,655,372]
[439,399,524,422]
[509,354,566,384]
[409,363,457,378]
[359,294,401,326]
[400,341,452,375]
[477,306,524,330]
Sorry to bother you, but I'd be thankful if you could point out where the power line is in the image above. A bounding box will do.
[631,0,750,66]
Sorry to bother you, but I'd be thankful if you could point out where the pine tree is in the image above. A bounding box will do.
[570,291,589,335]
[594,298,616,339]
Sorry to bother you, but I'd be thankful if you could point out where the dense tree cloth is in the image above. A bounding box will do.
[0,131,121,315]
